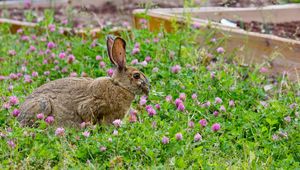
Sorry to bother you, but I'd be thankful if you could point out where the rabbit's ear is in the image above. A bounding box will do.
[106,35,117,66]
[112,37,126,70]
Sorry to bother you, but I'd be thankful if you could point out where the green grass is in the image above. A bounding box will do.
[0,12,299,169]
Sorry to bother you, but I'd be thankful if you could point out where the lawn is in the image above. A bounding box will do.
[0,10,299,169]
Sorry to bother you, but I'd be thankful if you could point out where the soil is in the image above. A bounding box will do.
[236,21,300,40]
[208,0,278,7]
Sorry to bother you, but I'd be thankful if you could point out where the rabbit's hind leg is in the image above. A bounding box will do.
[18,97,52,127]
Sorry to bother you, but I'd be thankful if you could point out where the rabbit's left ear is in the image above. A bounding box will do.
[112,37,126,70]
[106,35,116,66]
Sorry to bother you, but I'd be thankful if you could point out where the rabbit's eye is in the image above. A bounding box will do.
[133,73,140,79]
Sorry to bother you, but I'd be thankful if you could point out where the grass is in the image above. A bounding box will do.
[0,10,299,169]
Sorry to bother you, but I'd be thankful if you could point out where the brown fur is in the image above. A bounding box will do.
[18,36,150,128]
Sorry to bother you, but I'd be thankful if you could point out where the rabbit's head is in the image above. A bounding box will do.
[106,35,150,96]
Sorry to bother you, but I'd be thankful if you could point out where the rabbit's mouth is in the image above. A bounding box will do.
[142,86,150,96]
[141,79,150,96]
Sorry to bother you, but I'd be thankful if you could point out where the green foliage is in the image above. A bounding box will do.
[0,10,299,169]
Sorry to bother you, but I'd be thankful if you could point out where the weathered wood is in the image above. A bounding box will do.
[0,18,36,33]
[133,5,300,80]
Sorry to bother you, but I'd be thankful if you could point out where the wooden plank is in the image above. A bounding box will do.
[133,8,300,80]
[0,18,36,33]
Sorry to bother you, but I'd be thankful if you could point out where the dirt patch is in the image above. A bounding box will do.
[236,21,300,40]
[208,0,278,7]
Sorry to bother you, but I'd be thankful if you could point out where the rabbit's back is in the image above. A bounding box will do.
[19,77,93,127]
[28,77,93,98]
[26,77,94,109]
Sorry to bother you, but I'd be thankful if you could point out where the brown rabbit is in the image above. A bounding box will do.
[18,36,150,128]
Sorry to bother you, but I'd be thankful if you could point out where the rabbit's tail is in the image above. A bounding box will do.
[18,97,52,127]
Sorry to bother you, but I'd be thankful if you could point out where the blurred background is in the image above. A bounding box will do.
[0,0,298,29]
[0,0,299,41]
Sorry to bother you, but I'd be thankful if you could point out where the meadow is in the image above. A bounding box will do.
[0,10,299,169]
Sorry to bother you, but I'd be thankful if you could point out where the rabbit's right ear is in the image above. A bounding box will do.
[112,37,126,70]
[106,35,117,66]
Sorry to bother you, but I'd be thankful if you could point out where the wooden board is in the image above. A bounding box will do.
[133,4,300,80]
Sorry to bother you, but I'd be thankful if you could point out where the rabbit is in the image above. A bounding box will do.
[18,35,150,128]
